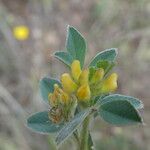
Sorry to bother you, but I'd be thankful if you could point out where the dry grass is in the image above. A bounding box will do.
[0,0,150,149]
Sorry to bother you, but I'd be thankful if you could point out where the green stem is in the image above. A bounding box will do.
[74,131,80,145]
[73,131,81,150]
[47,135,57,150]
[80,116,90,150]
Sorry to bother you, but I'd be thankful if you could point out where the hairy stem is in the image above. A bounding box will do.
[80,116,90,150]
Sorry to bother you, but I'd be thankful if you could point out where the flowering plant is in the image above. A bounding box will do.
[27,26,144,150]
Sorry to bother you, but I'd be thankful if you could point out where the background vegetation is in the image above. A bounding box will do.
[0,0,150,150]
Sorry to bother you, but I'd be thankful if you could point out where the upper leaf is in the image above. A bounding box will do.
[39,77,61,103]
[54,51,73,67]
[96,60,115,75]
[55,109,90,146]
[98,100,143,126]
[66,25,86,68]
[89,48,117,67]
[27,111,64,134]
[97,94,144,109]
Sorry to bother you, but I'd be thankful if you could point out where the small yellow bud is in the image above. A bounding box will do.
[60,92,70,104]
[71,60,82,81]
[13,25,29,41]
[58,89,70,104]
[48,93,57,106]
[76,84,91,101]
[61,73,77,94]
[48,84,61,106]
[90,68,104,84]
[101,73,118,93]
[48,93,52,102]
[79,69,89,85]
[48,84,70,106]
[54,84,59,92]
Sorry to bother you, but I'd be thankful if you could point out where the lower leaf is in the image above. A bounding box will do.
[98,100,143,126]
[27,111,64,134]
[96,94,143,109]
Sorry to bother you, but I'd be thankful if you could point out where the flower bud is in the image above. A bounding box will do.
[101,73,118,93]
[90,68,104,84]
[71,60,82,81]
[48,83,70,106]
[48,84,60,106]
[59,89,70,104]
[76,84,91,101]
[79,69,89,85]
[54,84,59,93]
[48,93,57,106]
[61,73,77,94]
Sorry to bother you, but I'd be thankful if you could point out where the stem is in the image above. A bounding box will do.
[80,116,90,150]
[47,135,57,150]
[74,131,80,145]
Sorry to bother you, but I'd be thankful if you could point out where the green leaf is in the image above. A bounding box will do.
[99,100,143,125]
[66,25,86,68]
[54,51,73,67]
[39,77,61,103]
[55,109,90,145]
[27,111,64,134]
[89,48,118,67]
[97,94,144,109]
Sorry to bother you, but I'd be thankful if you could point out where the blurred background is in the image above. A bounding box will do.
[0,0,150,150]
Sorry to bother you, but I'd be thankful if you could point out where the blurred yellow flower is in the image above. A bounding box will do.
[48,84,59,106]
[77,84,91,101]
[48,84,70,106]
[79,69,89,85]
[13,25,29,40]
[71,60,82,81]
[61,73,77,94]
[59,88,70,104]
[101,73,118,93]
[90,68,104,84]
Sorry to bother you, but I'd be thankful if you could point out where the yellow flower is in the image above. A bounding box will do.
[71,60,82,81]
[61,73,77,94]
[101,73,118,93]
[48,84,70,106]
[48,84,59,106]
[48,93,54,105]
[58,88,70,104]
[90,68,104,84]
[76,84,91,101]
[79,69,89,85]
[48,92,59,106]
[13,25,29,40]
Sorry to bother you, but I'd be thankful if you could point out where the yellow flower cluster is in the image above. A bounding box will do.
[49,60,118,106]
[61,60,91,102]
